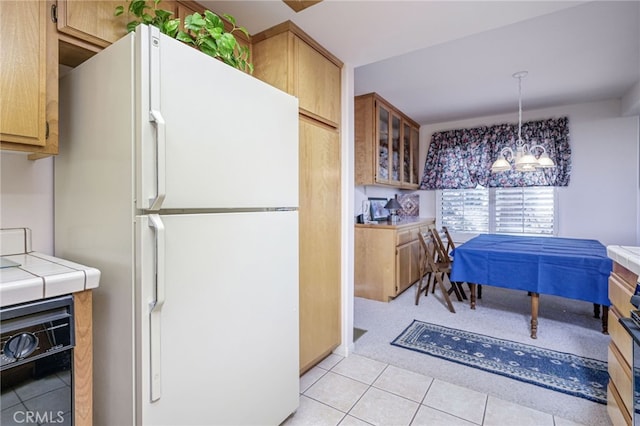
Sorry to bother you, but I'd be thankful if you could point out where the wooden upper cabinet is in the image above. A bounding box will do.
[56,0,129,67]
[295,38,340,126]
[0,0,58,158]
[252,21,342,128]
[56,1,250,69]
[355,92,420,189]
[56,0,128,48]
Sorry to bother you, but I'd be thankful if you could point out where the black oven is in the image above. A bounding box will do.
[1,296,75,425]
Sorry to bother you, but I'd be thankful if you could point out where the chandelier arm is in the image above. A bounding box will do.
[529,144,547,157]
[500,146,514,161]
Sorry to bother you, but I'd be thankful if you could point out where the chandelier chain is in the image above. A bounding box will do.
[517,74,523,146]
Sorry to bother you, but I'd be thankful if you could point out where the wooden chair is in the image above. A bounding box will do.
[443,226,482,299]
[431,225,483,300]
[416,231,460,313]
[428,225,467,300]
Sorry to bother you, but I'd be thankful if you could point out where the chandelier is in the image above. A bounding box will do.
[491,71,556,173]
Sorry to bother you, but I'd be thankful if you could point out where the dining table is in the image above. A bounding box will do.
[450,233,613,338]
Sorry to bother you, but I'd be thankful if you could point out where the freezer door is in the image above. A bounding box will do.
[136,26,299,211]
[136,212,299,425]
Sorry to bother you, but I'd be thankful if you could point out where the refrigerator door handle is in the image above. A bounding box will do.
[148,110,166,211]
[148,214,166,402]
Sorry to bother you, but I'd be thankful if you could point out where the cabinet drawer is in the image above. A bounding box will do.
[608,343,633,418]
[614,262,639,288]
[397,226,421,246]
[608,382,632,426]
[610,274,635,318]
[397,230,412,246]
[609,309,633,367]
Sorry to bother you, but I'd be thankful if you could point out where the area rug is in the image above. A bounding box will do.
[391,320,608,404]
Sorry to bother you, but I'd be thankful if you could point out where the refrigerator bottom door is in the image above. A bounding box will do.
[136,211,299,425]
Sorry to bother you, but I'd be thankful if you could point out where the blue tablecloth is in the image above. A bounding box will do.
[450,234,613,306]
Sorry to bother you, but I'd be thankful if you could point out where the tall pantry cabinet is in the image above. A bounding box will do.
[251,21,343,374]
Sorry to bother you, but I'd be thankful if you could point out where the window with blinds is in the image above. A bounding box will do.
[495,187,555,235]
[441,189,489,233]
[440,187,556,235]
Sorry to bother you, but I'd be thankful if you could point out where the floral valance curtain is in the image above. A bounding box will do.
[419,117,571,189]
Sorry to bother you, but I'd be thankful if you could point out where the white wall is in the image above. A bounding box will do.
[0,152,54,254]
[418,99,640,246]
[336,62,356,358]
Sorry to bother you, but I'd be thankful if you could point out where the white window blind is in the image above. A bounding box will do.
[441,189,489,233]
[495,187,555,235]
[440,187,555,235]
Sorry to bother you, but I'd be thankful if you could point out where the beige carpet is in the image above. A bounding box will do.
[353,283,612,426]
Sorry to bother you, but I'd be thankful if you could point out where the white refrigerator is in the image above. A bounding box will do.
[54,25,299,425]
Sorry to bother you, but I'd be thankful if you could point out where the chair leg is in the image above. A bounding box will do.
[435,272,456,313]
[415,273,425,305]
[415,271,432,305]
[446,279,464,302]
[456,282,467,300]
[449,281,467,301]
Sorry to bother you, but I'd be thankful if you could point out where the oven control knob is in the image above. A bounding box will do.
[3,333,39,361]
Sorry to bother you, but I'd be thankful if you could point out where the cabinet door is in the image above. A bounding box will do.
[397,236,421,295]
[401,123,419,189]
[375,102,401,186]
[409,239,422,284]
[295,37,341,127]
[402,122,412,184]
[299,116,341,373]
[411,126,420,185]
[396,242,413,295]
[56,0,128,48]
[0,0,58,157]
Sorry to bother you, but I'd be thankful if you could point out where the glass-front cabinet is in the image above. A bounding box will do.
[355,92,420,189]
[402,122,420,187]
[376,104,401,186]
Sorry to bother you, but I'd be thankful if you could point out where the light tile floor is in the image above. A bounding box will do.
[284,353,584,426]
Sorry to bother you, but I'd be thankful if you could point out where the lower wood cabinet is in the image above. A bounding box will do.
[73,290,93,426]
[607,261,638,425]
[355,219,434,302]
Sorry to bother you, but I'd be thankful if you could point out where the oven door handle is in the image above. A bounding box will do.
[148,214,165,402]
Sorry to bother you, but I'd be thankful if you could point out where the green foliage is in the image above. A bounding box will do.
[115,0,252,73]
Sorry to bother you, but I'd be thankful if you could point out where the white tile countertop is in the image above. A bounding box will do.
[607,245,640,277]
[0,228,100,307]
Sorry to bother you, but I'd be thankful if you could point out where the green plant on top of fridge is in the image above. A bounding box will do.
[115,0,253,73]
